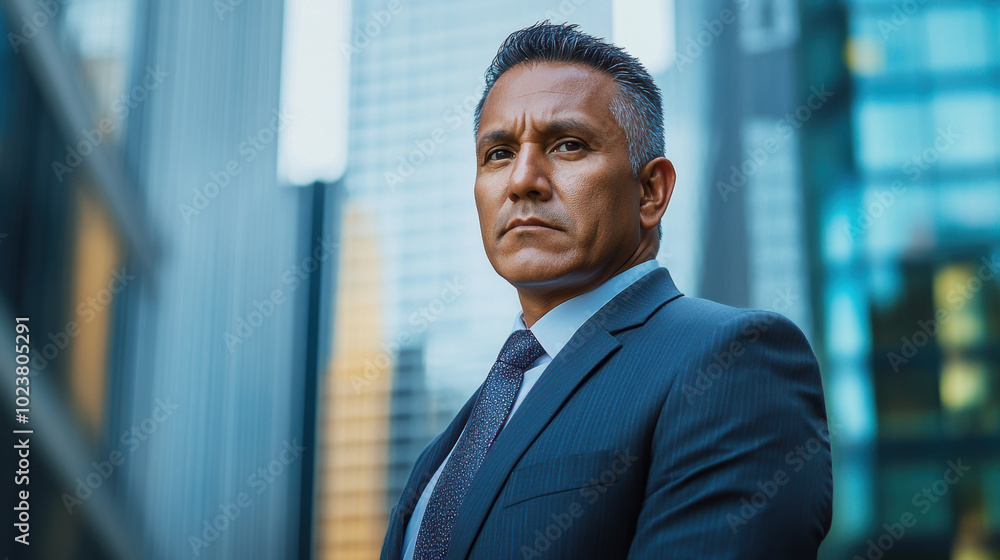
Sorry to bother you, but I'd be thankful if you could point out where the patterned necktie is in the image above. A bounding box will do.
[414,329,546,560]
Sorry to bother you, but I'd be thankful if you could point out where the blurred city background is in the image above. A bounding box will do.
[0,0,998,558]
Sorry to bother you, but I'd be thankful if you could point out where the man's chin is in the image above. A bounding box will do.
[493,253,577,287]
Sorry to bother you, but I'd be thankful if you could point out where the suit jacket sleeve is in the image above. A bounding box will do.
[627,309,833,559]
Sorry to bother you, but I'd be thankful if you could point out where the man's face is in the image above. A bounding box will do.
[474,62,644,291]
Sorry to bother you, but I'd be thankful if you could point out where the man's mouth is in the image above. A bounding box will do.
[505,216,558,234]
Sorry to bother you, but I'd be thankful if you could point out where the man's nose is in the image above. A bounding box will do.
[507,144,552,202]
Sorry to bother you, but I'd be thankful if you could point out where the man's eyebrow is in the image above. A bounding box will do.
[476,118,601,152]
[476,129,513,152]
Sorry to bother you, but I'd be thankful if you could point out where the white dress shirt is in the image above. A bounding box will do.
[401,260,660,559]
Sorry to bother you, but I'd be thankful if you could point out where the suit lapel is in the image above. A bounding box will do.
[446,267,683,560]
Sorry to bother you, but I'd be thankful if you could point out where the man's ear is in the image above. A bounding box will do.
[638,157,675,232]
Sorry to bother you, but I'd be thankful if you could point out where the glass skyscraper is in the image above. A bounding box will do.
[2,1,327,558]
[807,1,1000,558]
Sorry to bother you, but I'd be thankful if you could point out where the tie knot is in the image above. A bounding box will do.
[496,329,545,370]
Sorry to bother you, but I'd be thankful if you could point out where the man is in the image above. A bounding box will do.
[382,22,831,560]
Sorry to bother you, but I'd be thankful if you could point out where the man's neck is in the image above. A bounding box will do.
[516,253,656,328]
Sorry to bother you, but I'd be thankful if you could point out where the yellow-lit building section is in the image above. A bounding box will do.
[933,263,990,416]
[934,262,998,559]
[69,187,122,438]
[844,36,885,76]
[320,202,392,560]
[934,263,988,350]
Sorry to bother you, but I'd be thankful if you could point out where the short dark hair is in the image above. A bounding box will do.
[473,21,665,240]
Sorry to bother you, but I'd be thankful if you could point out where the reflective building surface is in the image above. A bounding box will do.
[2,1,332,558]
[812,1,1000,558]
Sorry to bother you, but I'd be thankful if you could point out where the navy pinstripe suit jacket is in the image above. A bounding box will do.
[381,267,832,559]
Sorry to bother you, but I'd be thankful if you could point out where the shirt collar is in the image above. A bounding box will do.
[511,260,661,360]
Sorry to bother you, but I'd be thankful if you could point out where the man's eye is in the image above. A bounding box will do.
[554,141,583,152]
[488,148,514,161]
